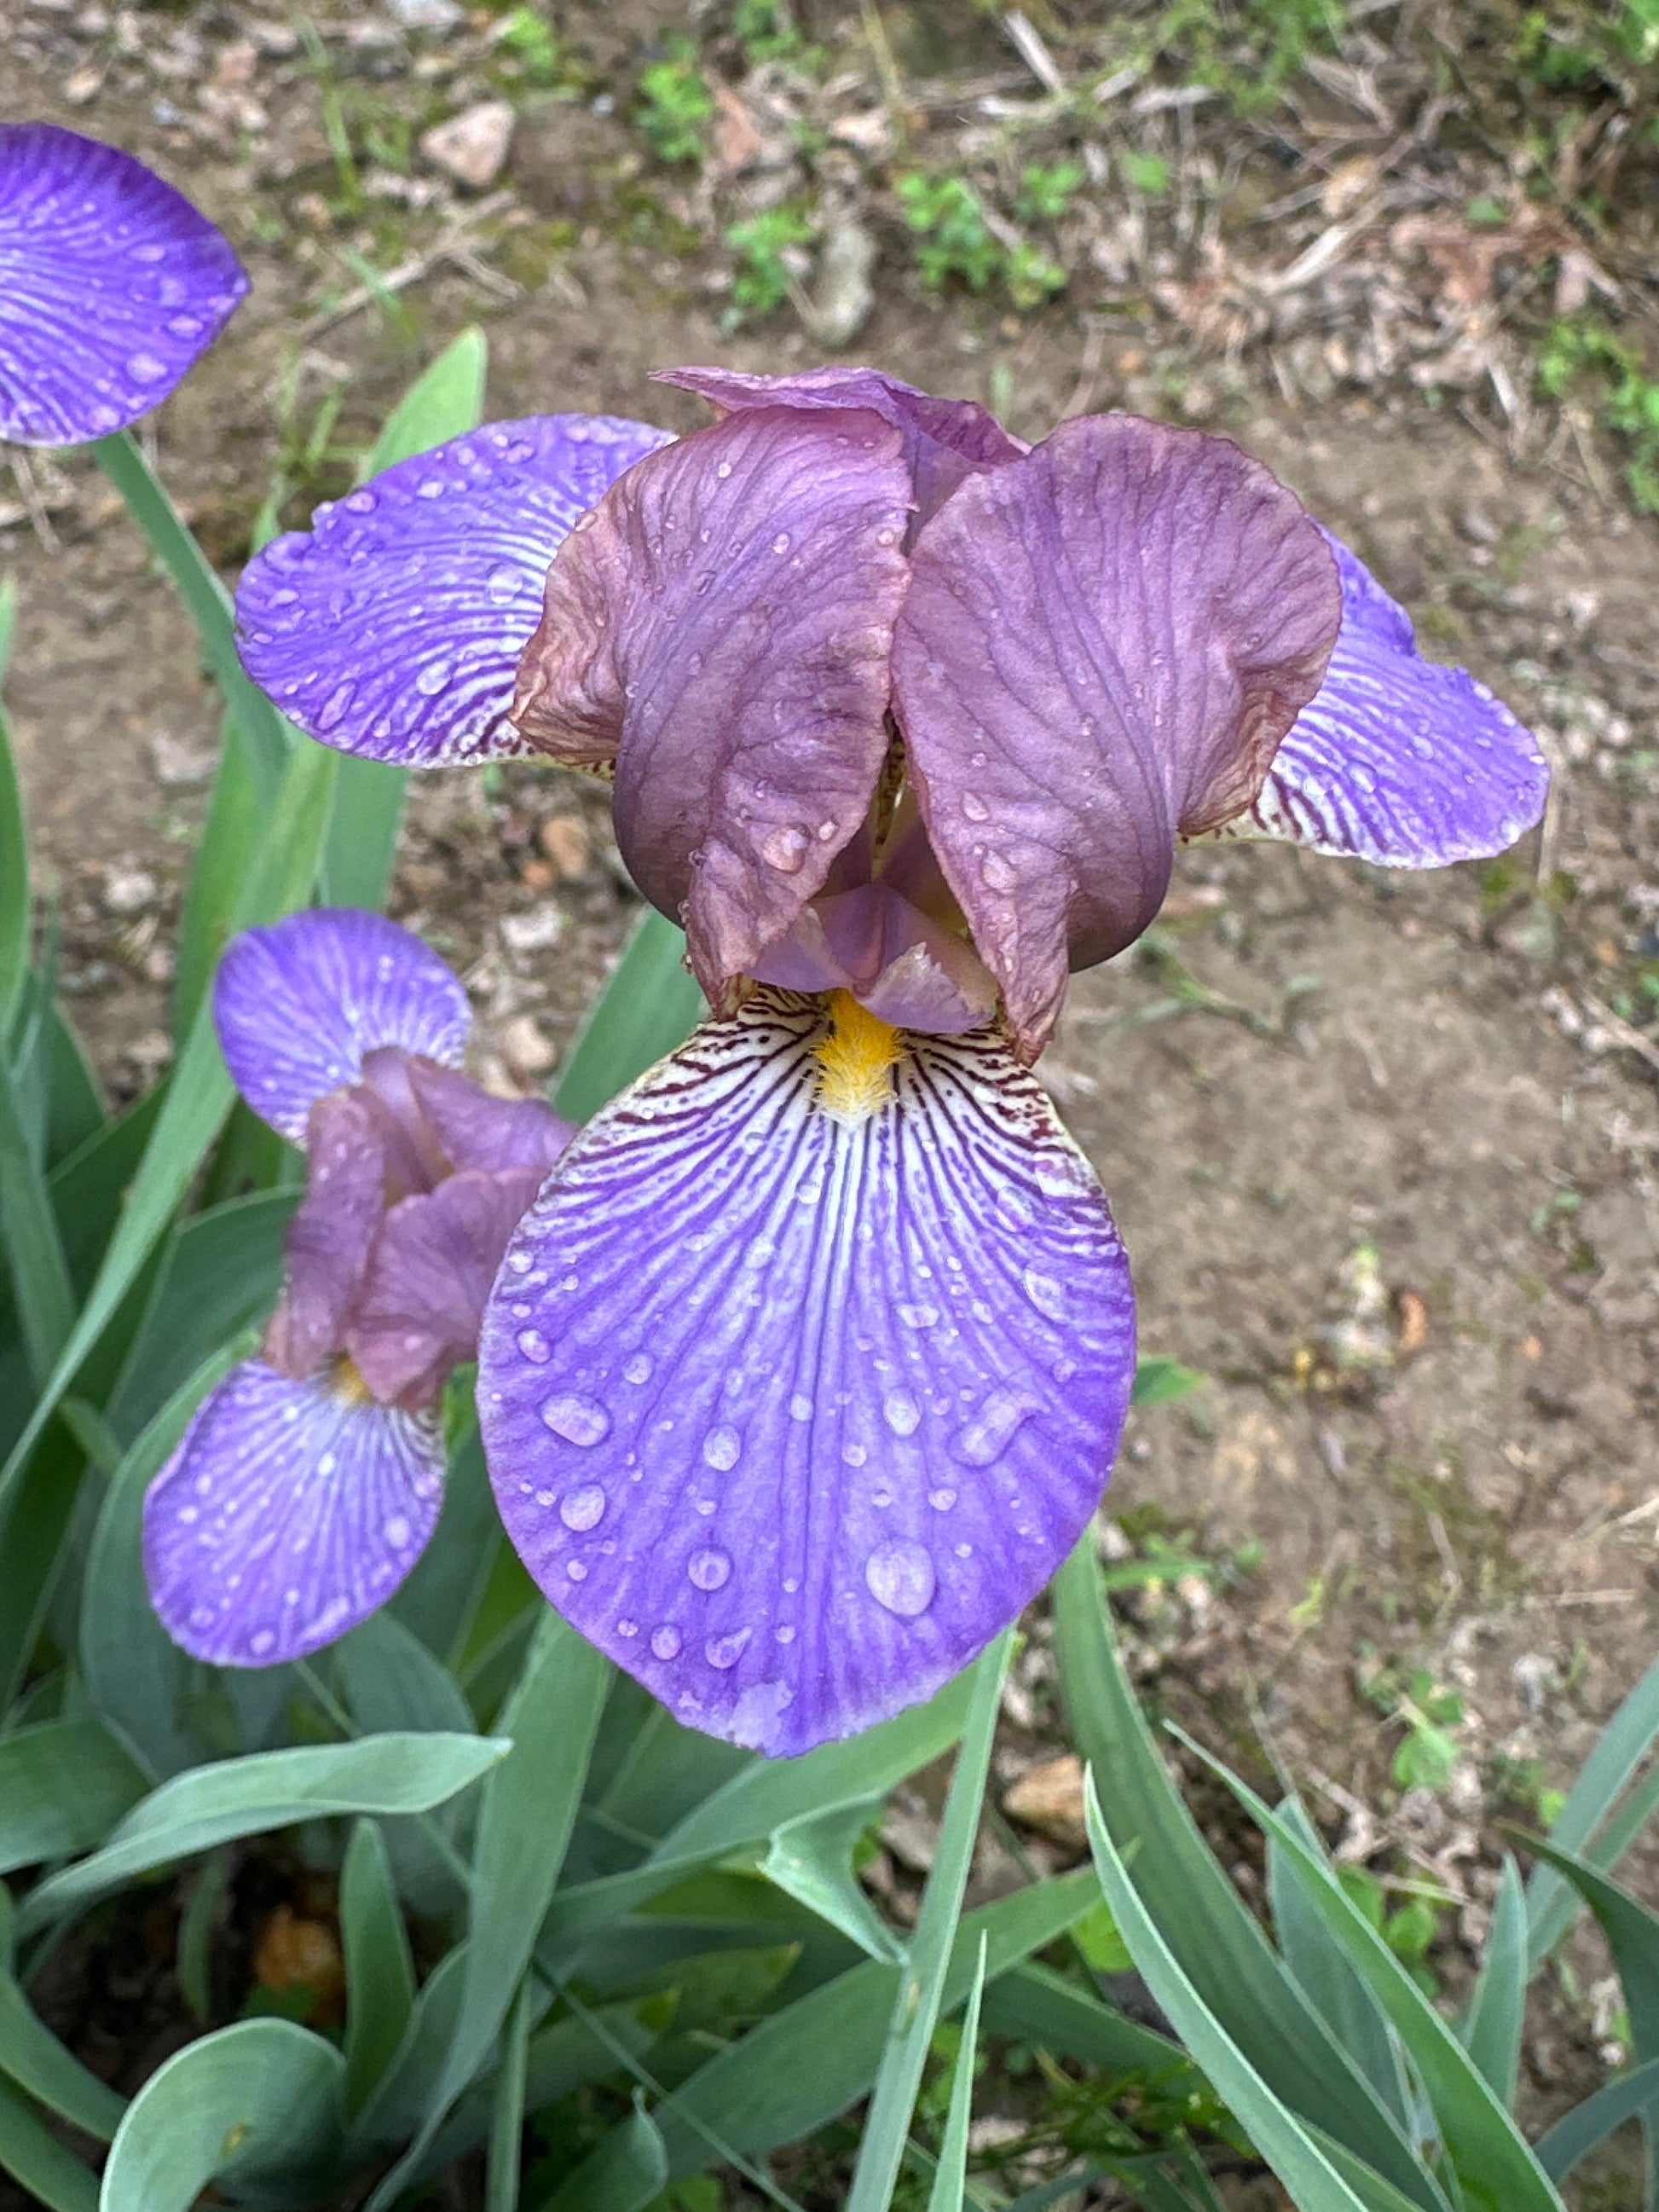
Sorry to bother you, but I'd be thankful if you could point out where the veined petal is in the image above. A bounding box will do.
[143,1360,443,1666]
[656,363,1025,526]
[234,414,670,765]
[477,989,1133,1757]
[510,407,912,995]
[263,1092,386,1380]
[1239,533,1550,862]
[349,1167,547,1408]
[405,1059,574,1176]
[215,908,470,1144]
[0,123,246,446]
[892,414,1340,1057]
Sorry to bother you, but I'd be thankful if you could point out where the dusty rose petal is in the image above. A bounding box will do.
[750,884,997,1034]
[511,408,911,994]
[405,1059,574,1176]
[262,1092,386,1381]
[892,414,1340,1056]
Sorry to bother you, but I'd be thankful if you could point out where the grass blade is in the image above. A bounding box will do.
[926,1931,988,2212]
[1528,1652,1659,1971]
[486,1979,532,2212]
[0,2074,96,2212]
[1459,1855,1526,2106]
[848,1630,1013,2212]
[1537,2054,1659,2184]
[0,1038,75,1387]
[340,1820,417,2119]
[0,579,27,1033]
[0,1719,146,1875]
[552,907,706,1121]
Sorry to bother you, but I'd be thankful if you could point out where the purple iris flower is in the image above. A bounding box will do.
[143,908,571,1667]
[0,121,246,446]
[233,367,1548,1753]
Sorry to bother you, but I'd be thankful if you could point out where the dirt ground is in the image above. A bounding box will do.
[5,0,1659,2187]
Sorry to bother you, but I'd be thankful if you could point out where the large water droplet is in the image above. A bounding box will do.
[759,823,810,872]
[541,1393,611,1446]
[980,848,1019,893]
[864,1540,935,1617]
[650,1624,682,1660]
[415,661,451,698]
[486,562,520,606]
[622,1352,654,1385]
[882,1389,922,1437]
[952,1388,1032,1467]
[1022,1267,1067,1322]
[702,1425,742,1471]
[517,1327,552,1364]
[706,1627,751,1669]
[961,790,991,822]
[559,1484,607,1532]
[687,1546,731,1590]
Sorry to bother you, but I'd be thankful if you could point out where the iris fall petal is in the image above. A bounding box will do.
[215,908,471,1144]
[143,1360,443,1666]
[234,414,670,765]
[0,122,247,447]
[1243,534,1551,863]
[477,987,1134,1756]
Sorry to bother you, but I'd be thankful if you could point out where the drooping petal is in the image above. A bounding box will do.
[143,1360,444,1666]
[0,123,247,446]
[348,1167,547,1408]
[263,1092,385,1380]
[1238,533,1550,862]
[892,414,1341,1057]
[749,885,998,1035]
[656,363,1025,527]
[214,908,470,1144]
[234,414,671,765]
[512,408,913,996]
[405,1059,574,1176]
[477,988,1134,1757]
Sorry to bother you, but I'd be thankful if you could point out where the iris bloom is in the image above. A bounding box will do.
[0,122,246,447]
[234,368,1547,1751]
[144,908,570,1666]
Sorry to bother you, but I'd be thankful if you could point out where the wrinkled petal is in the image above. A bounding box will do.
[892,414,1340,1057]
[215,908,470,1144]
[657,363,1025,527]
[405,1058,574,1175]
[143,1360,443,1666]
[0,123,247,446]
[477,988,1133,1757]
[349,1167,548,1408]
[1239,533,1550,862]
[750,885,997,1034]
[234,414,671,765]
[263,1092,385,1380]
[512,408,913,996]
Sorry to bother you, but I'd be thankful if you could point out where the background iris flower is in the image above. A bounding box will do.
[0,121,247,447]
[234,367,1548,1752]
[143,906,571,1667]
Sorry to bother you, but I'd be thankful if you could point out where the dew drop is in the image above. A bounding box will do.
[559,1484,607,1531]
[952,1388,1032,1467]
[928,1487,957,1511]
[841,1440,867,1468]
[979,848,1019,893]
[566,1559,587,1581]
[126,350,168,385]
[650,1624,683,1660]
[541,1393,611,1446]
[687,1546,732,1590]
[882,1389,922,1437]
[772,532,790,553]
[384,1514,413,1548]
[715,460,733,478]
[961,790,991,822]
[517,1327,552,1364]
[864,1539,935,1618]
[702,1424,742,1471]
[485,562,520,605]
[622,1352,654,1385]
[898,1301,939,1330]
[1022,1267,1067,1321]
[789,1393,813,1422]
[250,1628,276,1658]
[706,1627,751,1669]
[415,661,451,697]
[759,823,810,872]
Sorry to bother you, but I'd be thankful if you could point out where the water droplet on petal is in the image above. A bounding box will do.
[486,562,520,605]
[928,1487,957,1511]
[759,823,810,872]
[1022,1267,1066,1322]
[126,350,168,385]
[559,1484,607,1532]
[882,1389,922,1437]
[899,1301,939,1330]
[979,848,1020,893]
[688,1546,731,1590]
[961,790,991,822]
[702,1425,742,1471]
[415,661,451,698]
[541,1393,610,1446]
[384,1514,413,1548]
[623,1352,654,1384]
[706,1627,751,1668]
[650,1624,683,1660]
[517,1328,552,1364]
[952,1387,1032,1467]
[865,1540,935,1617]
[789,1393,813,1422]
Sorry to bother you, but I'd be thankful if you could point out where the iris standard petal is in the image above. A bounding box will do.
[0,122,247,446]
[656,363,1025,525]
[143,1360,444,1666]
[477,987,1134,1757]
[1241,532,1550,863]
[405,1059,574,1175]
[892,414,1340,1057]
[512,408,913,995]
[214,908,471,1144]
[263,1092,386,1381]
[234,414,671,764]
[348,1167,548,1408]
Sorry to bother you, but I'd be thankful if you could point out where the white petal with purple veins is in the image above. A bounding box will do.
[477,987,1134,1757]
[234,414,672,766]
[214,908,470,1144]
[143,1361,443,1667]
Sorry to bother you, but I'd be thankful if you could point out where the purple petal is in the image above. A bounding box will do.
[143,1360,444,1666]
[234,414,671,765]
[749,885,998,1035]
[263,1092,386,1380]
[214,908,471,1144]
[1241,533,1550,862]
[0,123,247,446]
[511,408,912,995]
[477,988,1134,1757]
[657,363,1025,527]
[348,1167,547,1408]
[405,1059,574,1175]
[892,414,1340,1057]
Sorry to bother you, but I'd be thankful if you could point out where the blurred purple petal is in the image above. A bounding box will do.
[235,414,671,765]
[406,1059,574,1175]
[143,1360,443,1666]
[215,908,470,1144]
[1244,533,1550,863]
[349,1167,546,1408]
[477,989,1133,1756]
[893,415,1340,1057]
[0,123,247,446]
[263,1092,385,1379]
[512,408,911,993]
[658,363,1025,526]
